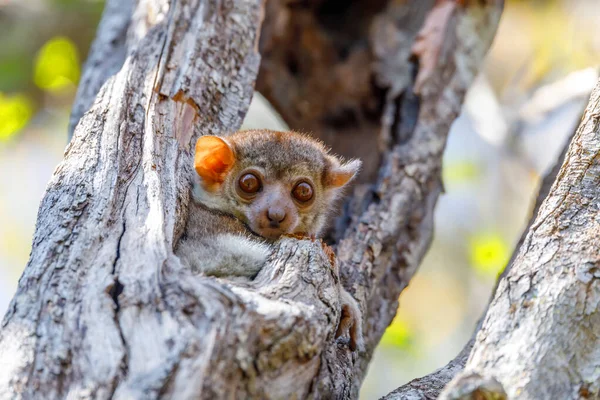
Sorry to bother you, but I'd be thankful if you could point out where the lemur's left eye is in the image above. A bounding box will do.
[292,182,313,202]
[239,173,261,193]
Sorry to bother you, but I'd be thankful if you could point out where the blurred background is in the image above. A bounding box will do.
[0,0,599,398]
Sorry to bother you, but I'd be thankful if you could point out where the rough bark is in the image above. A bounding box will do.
[257,1,502,396]
[383,340,474,400]
[0,0,502,399]
[68,0,133,137]
[437,79,600,399]
[1,0,264,398]
[381,126,574,400]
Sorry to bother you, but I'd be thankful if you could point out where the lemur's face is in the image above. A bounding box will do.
[225,165,318,240]
[193,130,361,240]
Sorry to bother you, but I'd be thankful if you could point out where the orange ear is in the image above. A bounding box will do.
[325,158,362,188]
[194,136,235,187]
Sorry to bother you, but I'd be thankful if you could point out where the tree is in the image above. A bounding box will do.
[385,80,600,399]
[439,83,600,400]
[0,0,506,399]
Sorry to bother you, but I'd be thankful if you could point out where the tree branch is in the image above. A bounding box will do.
[380,120,575,400]
[0,0,503,398]
[439,79,600,399]
[0,0,263,397]
[260,1,503,396]
[68,0,133,137]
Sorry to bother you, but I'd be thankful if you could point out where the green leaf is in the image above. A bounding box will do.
[380,316,414,350]
[468,232,510,277]
[0,93,34,141]
[34,37,80,93]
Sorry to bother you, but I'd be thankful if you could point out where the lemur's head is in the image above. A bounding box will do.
[194,129,361,240]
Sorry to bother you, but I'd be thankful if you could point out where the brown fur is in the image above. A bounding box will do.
[194,129,361,240]
[176,129,364,350]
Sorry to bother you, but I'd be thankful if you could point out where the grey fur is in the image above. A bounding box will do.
[176,198,271,279]
[178,232,270,278]
[175,130,364,351]
[177,130,361,280]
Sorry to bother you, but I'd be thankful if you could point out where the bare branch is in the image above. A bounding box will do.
[0,0,263,397]
[440,79,600,400]
[0,0,503,398]
[68,0,133,137]
[319,1,503,395]
[380,122,574,400]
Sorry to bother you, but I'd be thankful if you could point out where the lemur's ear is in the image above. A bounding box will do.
[325,157,362,188]
[194,136,235,188]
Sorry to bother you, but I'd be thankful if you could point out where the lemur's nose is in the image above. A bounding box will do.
[267,208,286,225]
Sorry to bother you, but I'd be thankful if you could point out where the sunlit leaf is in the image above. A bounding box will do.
[380,315,414,350]
[443,160,480,185]
[469,233,510,276]
[33,37,80,93]
[0,93,34,141]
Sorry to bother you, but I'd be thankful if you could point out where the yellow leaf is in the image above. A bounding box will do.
[380,315,414,350]
[34,37,80,93]
[0,93,34,141]
[443,160,480,185]
[469,233,510,276]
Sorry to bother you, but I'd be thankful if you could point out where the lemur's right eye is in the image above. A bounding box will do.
[239,173,261,194]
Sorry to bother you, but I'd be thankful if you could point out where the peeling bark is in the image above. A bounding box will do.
[0,0,502,399]
[439,80,600,399]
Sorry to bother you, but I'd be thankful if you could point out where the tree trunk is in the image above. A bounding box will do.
[258,3,502,394]
[435,78,600,400]
[0,0,502,399]
[383,123,575,400]
[0,0,264,397]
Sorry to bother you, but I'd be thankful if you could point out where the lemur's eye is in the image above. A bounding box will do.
[239,173,261,194]
[292,182,313,202]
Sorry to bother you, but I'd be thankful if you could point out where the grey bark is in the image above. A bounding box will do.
[383,340,475,400]
[382,123,574,400]
[68,0,132,137]
[437,79,600,399]
[257,3,502,396]
[1,0,264,398]
[334,3,502,395]
[0,0,502,399]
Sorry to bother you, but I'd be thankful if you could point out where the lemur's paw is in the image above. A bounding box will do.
[335,288,365,352]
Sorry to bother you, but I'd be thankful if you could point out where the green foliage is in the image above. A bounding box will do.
[0,93,34,141]
[34,37,80,93]
[380,316,415,351]
[0,54,31,92]
[468,233,510,277]
[443,160,481,186]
